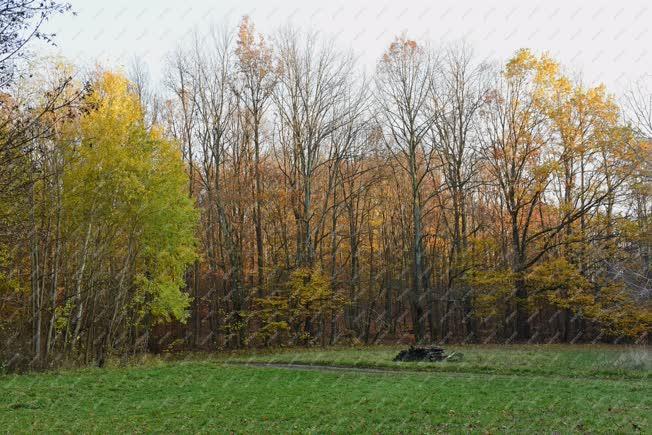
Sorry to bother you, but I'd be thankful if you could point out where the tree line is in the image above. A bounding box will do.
[1,8,650,369]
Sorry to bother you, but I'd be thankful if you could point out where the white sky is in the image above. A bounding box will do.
[37,0,651,97]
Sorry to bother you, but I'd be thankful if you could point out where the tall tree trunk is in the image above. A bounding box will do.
[511,210,529,341]
[45,182,62,360]
[514,273,529,341]
[29,180,42,363]
[254,124,265,294]
[71,221,92,352]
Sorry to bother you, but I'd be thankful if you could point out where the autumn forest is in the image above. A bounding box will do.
[1,3,650,371]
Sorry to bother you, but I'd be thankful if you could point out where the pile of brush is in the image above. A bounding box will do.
[393,346,462,362]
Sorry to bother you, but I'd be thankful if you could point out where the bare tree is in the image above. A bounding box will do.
[272,27,357,268]
[429,43,490,340]
[234,17,277,292]
[128,57,161,129]
[375,37,438,342]
[625,78,652,139]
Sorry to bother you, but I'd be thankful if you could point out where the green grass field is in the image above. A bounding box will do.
[226,344,652,379]
[1,345,650,433]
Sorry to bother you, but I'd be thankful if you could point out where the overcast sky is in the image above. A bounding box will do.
[38,0,650,96]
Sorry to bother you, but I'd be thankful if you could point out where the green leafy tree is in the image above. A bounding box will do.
[60,70,197,358]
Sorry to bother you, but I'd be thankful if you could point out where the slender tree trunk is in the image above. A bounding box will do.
[29,180,42,363]
[514,272,529,341]
[71,221,92,352]
[45,181,62,360]
[411,154,425,343]
[254,123,265,294]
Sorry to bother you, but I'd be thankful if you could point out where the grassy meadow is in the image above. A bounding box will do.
[226,344,651,379]
[1,345,650,433]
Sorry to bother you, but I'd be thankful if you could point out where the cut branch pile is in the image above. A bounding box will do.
[393,346,463,362]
